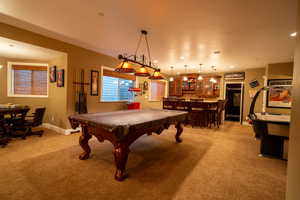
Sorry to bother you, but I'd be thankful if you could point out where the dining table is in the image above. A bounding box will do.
[0,104,30,146]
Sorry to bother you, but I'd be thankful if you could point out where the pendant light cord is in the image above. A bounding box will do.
[134,34,143,56]
[134,32,152,67]
[145,36,152,66]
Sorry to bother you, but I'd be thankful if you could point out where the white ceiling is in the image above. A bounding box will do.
[0,36,65,60]
[0,0,297,74]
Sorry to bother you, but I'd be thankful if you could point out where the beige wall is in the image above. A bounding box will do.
[47,55,68,128]
[266,62,293,115]
[242,68,266,121]
[267,62,294,79]
[286,3,300,199]
[0,22,123,129]
[136,76,164,109]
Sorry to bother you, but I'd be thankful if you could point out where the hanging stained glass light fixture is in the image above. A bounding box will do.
[115,30,164,80]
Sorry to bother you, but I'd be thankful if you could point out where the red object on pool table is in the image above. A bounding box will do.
[127,102,140,110]
[128,87,141,92]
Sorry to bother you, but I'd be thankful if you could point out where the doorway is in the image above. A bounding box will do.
[224,83,244,122]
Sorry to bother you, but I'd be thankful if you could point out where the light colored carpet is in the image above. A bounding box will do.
[0,122,286,200]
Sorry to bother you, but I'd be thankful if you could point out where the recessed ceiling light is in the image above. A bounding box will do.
[290,32,297,37]
[153,60,158,64]
[180,56,185,60]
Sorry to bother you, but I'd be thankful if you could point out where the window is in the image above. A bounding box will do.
[8,62,48,97]
[149,80,166,101]
[101,68,135,102]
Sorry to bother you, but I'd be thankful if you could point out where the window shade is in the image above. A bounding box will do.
[101,76,134,102]
[150,81,166,101]
[13,65,48,96]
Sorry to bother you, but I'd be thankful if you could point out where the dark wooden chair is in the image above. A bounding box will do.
[10,108,30,138]
[0,117,10,147]
[188,101,209,127]
[163,98,176,110]
[174,99,188,111]
[216,100,226,128]
[205,102,218,128]
[22,108,46,139]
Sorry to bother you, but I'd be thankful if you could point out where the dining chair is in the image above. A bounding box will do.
[189,101,208,127]
[13,108,46,139]
[23,107,46,139]
[175,99,188,111]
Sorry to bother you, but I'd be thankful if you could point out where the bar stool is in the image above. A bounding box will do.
[189,101,208,127]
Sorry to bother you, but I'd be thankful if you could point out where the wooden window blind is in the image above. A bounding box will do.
[101,76,134,102]
[12,65,48,96]
[150,81,166,101]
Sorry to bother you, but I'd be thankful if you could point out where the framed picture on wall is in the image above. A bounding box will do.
[90,70,99,96]
[57,69,64,87]
[50,65,56,82]
[267,79,292,108]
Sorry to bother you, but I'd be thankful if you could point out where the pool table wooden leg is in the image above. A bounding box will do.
[175,122,183,143]
[79,126,92,160]
[113,144,130,181]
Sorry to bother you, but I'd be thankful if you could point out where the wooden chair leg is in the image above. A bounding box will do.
[26,127,44,137]
[22,127,30,140]
[0,137,10,147]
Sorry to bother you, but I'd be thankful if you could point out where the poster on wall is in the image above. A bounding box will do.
[49,66,56,82]
[90,70,99,96]
[57,69,64,87]
[267,79,292,108]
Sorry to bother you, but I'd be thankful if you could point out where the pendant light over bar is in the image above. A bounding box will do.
[115,30,164,80]
[169,66,174,82]
[183,65,188,81]
[198,64,203,80]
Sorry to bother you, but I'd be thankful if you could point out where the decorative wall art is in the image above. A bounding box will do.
[267,79,292,108]
[249,79,259,88]
[50,65,56,82]
[57,69,65,87]
[90,70,99,96]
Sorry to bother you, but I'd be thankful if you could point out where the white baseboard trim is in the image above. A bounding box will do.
[42,123,81,135]
[242,121,251,126]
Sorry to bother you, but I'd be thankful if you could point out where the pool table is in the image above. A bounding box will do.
[69,109,188,181]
